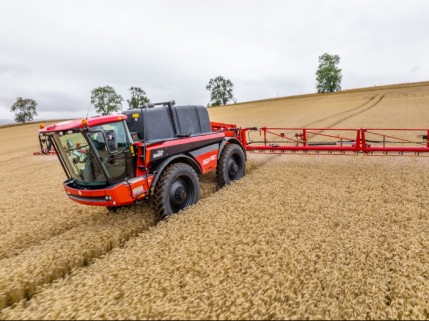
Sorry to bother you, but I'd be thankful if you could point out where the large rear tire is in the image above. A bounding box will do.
[153,163,200,219]
[216,144,246,188]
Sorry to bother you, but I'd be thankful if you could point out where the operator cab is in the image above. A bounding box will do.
[45,117,133,188]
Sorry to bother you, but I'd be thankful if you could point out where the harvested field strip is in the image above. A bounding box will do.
[3,156,429,320]
[0,155,270,310]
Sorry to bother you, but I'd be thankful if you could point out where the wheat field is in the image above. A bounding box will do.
[1,82,429,319]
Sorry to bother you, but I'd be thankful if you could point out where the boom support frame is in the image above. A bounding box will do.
[215,125,429,156]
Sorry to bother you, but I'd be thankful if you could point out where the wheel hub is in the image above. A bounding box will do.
[228,160,239,176]
[169,177,192,211]
[175,187,187,201]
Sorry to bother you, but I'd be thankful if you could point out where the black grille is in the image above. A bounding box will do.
[69,194,107,203]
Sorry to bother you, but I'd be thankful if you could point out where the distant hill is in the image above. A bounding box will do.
[222,80,429,107]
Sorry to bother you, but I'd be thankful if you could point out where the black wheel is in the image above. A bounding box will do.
[153,163,200,219]
[216,144,246,188]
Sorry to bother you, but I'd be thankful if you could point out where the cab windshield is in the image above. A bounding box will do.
[51,121,131,186]
[87,121,130,183]
[52,131,107,186]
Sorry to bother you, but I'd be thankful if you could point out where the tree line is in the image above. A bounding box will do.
[10,53,342,123]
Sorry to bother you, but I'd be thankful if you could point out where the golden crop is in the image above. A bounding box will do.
[1,82,429,319]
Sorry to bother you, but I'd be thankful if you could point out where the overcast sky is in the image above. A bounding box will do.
[0,0,428,121]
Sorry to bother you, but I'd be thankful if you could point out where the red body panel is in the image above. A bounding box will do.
[64,175,154,207]
[193,149,219,174]
[137,132,225,170]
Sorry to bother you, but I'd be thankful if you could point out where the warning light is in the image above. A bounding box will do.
[39,123,45,129]
[82,119,88,126]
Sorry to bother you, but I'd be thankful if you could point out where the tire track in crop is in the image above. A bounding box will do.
[321,94,385,129]
[303,94,385,130]
[0,156,271,310]
[302,95,379,128]
[302,94,385,139]
[0,164,108,261]
[0,207,157,310]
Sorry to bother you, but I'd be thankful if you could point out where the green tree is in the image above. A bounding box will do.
[90,86,123,115]
[206,76,234,106]
[127,87,150,109]
[316,53,342,93]
[10,97,38,123]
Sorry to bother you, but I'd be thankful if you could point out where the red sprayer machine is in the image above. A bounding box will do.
[37,101,429,218]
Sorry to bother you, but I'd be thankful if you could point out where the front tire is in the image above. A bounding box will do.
[216,144,246,188]
[153,163,200,219]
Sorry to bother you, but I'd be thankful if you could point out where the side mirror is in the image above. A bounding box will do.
[105,130,118,153]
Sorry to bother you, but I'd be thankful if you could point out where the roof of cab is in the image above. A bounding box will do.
[40,115,127,133]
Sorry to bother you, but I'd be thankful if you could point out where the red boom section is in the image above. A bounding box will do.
[212,123,429,156]
[242,128,429,155]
